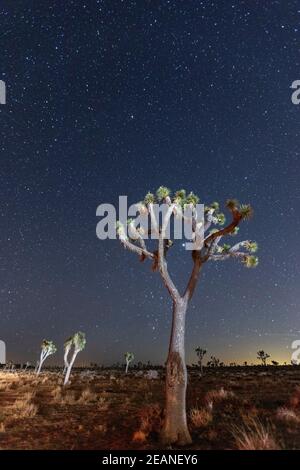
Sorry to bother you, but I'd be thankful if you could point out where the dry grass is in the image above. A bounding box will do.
[133,403,162,443]
[11,392,38,418]
[276,407,300,423]
[231,418,279,450]
[78,388,98,404]
[205,387,235,405]
[190,407,213,428]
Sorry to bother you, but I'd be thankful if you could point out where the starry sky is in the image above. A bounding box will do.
[1,0,300,366]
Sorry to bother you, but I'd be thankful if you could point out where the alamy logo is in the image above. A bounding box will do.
[0,340,6,364]
[0,80,6,104]
[96,196,205,251]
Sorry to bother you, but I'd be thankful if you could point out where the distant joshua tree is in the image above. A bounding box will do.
[271,360,279,366]
[24,361,31,371]
[207,356,220,368]
[64,332,86,386]
[195,347,207,375]
[36,340,57,374]
[115,186,258,445]
[124,352,134,374]
[257,350,270,366]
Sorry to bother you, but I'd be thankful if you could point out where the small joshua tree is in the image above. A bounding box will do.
[115,187,258,445]
[36,340,57,375]
[125,352,134,374]
[64,332,86,386]
[271,360,279,366]
[195,347,207,375]
[257,350,270,366]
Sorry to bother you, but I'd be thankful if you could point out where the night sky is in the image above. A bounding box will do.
[1,0,300,367]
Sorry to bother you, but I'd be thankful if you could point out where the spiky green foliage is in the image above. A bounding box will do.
[185,191,199,206]
[226,199,239,210]
[125,352,134,362]
[239,204,254,220]
[144,192,155,205]
[41,340,56,355]
[221,243,231,253]
[243,255,259,268]
[174,189,186,200]
[73,331,86,351]
[156,186,171,202]
[210,201,219,211]
[244,241,258,253]
[217,212,226,225]
[173,189,187,207]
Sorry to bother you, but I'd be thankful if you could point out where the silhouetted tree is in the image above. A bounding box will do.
[257,350,270,366]
[195,347,207,375]
[116,187,258,445]
[271,360,279,366]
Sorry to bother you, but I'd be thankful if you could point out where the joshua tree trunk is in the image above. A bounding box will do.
[37,359,43,375]
[125,361,129,374]
[64,350,78,385]
[160,297,192,446]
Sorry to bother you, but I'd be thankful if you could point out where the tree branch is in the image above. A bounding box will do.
[183,251,202,302]
[158,204,180,301]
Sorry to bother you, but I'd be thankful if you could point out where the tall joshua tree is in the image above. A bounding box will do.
[195,347,207,376]
[257,350,270,366]
[64,332,86,385]
[116,187,258,445]
[124,352,134,374]
[36,340,57,375]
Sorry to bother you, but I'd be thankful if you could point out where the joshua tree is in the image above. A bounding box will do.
[271,360,279,366]
[36,340,56,374]
[124,352,134,374]
[64,332,86,385]
[257,350,270,366]
[24,361,30,371]
[116,187,258,445]
[63,336,73,374]
[195,347,206,375]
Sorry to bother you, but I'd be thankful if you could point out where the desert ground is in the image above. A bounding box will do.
[0,366,300,450]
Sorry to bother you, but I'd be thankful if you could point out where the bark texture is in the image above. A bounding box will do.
[160,300,192,446]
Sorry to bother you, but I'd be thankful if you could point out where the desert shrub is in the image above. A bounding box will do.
[97,396,109,411]
[61,391,77,405]
[190,407,213,428]
[78,388,98,404]
[205,387,235,405]
[11,392,38,418]
[133,404,162,443]
[51,386,62,403]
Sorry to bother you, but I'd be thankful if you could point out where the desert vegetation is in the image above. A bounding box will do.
[0,365,299,450]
